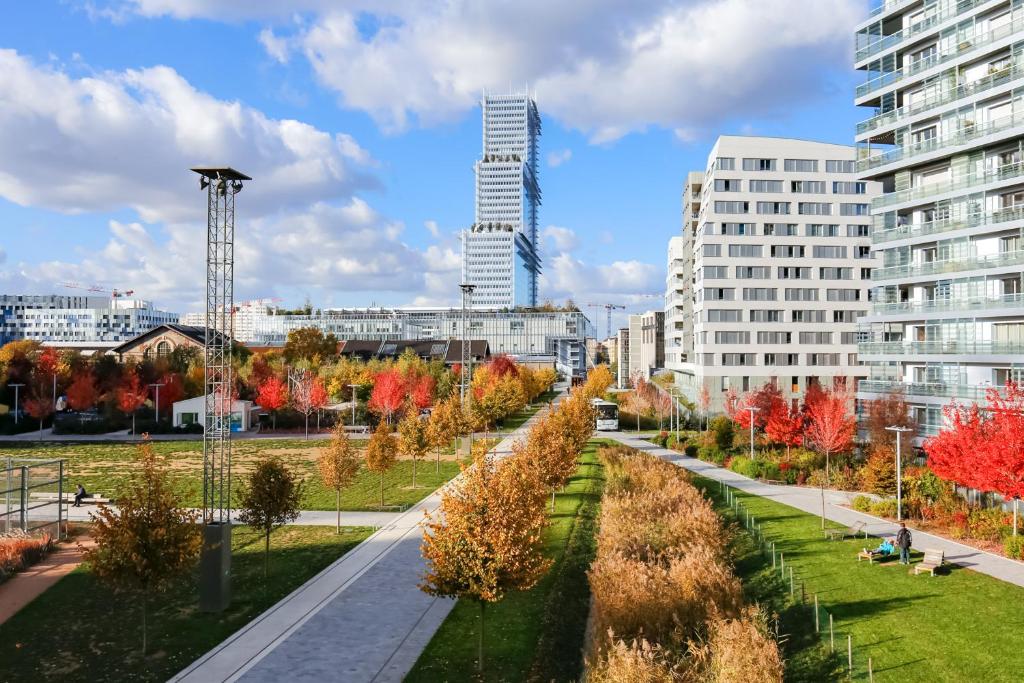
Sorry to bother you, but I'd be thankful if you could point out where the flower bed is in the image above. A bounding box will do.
[0,531,54,583]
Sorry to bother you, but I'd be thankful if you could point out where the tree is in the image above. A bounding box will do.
[420,449,550,673]
[283,327,339,364]
[764,401,803,457]
[66,369,98,412]
[256,376,288,430]
[318,423,362,533]
[398,410,430,488]
[237,457,302,577]
[582,365,614,400]
[427,396,464,473]
[865,390,917,451]
[804,387,855,529]
[84,438,202,654]
[860,445,897,496]
[117,370,148,436]
[157,373,185,419]
[292,373,328,440]
[365,422,398,508]
[409,374,436,412]
[23,394,53,440]
[698,385,711,432]
[369,369,405,424]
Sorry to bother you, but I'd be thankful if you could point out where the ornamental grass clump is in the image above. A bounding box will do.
[587,636,686,683]
[690,609,784,683]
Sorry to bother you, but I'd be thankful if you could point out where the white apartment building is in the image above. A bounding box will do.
[0,295,178,347]
[665,171,704,377]
[180,298,276,344]
[462,92,542,307]
[855,0,1024,437]
[627,310,665,383]
[676,136,880,412]
[616,327,630,388]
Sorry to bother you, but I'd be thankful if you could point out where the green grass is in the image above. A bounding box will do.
[492,391,559,434]
[405,440,607,683]
[0,524,373,682]
[0,439,464,511]
[692,477,1024,682]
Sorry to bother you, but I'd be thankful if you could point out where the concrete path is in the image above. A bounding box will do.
[171,386,567,683]
[60,506,401,528]
[607,433,1024,589]
[0,536,94,624]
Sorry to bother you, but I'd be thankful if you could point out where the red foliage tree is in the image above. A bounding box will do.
[36,348,60,378]
[23,394,53,439]
[723,387,741,422]
[486,355,519,379]
[117,371,149,435]
[256,376,289,430]
[66,370,98,412]
[157,373,185,418]
[369,369,405,424]
[765,401,804,457]
[409,374,436,412]
[292,374,329,439]
[804,387,855,481]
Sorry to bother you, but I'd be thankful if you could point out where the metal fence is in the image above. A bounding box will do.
[1,457,66,539]
[719,482,879,681]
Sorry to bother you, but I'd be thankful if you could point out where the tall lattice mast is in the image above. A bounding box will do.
[459,283,476,407]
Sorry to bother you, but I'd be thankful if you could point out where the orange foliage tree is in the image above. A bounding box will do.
[256,375,288,430]
[369,369,405,424]
[66,369,98,412]
[365,422,398,508]
[117,370,149,436]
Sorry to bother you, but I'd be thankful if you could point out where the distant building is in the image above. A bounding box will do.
[665,171,703,383]
[337,339,490,366]
[462,91,542,307]
[173,395,256,432]
[616,327,630,388]
[109,324,226,361]
[627,310,665,382]
[0,295,178,350]
[180,298,275,344]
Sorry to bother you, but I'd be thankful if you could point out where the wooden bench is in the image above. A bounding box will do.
[914,548,945,576]
[342,425,369,435]
[857,548,894,564]
[825,521,866,541]
[30,492,113,505]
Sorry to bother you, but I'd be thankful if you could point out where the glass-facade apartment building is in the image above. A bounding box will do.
[462,92,542,308]
[855,0,1024,436]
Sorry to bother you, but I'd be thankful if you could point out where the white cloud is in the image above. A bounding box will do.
[541,252,661,302]
[0,49,375,223]
[230,0,859,139]
[259,27,292,63]
[0,247,5,266]
[424,219,440,239]
[547,148,572,167]
[542,225,579,253]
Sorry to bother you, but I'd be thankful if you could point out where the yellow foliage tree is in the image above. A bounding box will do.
[318,422,363,533]
[398,410,430,488]
[84,438,202,654]
[420,450,550,673]
[365,422,398,509]
[426,395,465,473]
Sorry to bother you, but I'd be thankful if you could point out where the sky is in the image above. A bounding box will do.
[0,0,872,333]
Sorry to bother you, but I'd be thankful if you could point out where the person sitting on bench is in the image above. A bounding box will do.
[73,484,88,507]
[863,539,895,558]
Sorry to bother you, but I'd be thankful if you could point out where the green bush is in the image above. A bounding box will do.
[709,416,734,451]
[698,445,727,465]
[869,498,898,518]
[852,495,873,513]
[728,456,757,478]
[684,444,698,459]
[968,508,1007,543]
[1004,535,1024,560]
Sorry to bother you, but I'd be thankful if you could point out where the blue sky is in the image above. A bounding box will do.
[0,0,870,328]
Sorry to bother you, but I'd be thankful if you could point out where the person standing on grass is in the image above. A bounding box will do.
[896,522,913,565]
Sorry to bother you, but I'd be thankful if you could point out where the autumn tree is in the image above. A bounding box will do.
[283,327,339,364]
[291,373,328,440]
[23,394,53,440]
[764,400,803,457]
[581,365,614,400]
[369,369,405,424]
[117,370,149,436]
[84,438,202,654]
[398,410,430,488]
[420,449,550,673]
[238,457,302,577]
[698,385,711,432]
[365,422,398,508]
[256,375,288,430]
[318,422,362,533]
[409,374,436,412]
[66,369,98,412]
[427,395,465,473]
[865,390,917,451]
[804,386,855,528]
[157,372,185,419]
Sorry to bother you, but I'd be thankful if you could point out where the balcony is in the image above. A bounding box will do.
[857,60,1023,137]
[856,0,995,62]
[859,108,1024,173]
[873,159,1024,209]
[859,379,1003,402]
[858,339,1024,355]
[873,206,1024,243]
[872,248,1024,281]
[870,292,1024,315]
[856,16,1024,100]
[866,0,918,20]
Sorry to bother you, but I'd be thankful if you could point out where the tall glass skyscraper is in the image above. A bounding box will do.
[462,91,542,307]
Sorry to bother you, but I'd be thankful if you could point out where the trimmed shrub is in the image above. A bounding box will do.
[709,417,734,452]
[852,495,873,513]
[1003,535,1024,560]
[869,498,898,518]
[0,531,53,583]
[698,445,727,465]
[684,444,698,458]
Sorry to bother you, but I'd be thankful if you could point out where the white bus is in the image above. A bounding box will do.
[591,398,619,431]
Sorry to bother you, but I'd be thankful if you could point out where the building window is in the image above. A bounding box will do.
[728,244,762,257]
[715,201,749,214]
[722,222,754,236]
[826,160,856,173]
[840,203,870,216]
[799,202,832,216]
[743,158,777,171]
[791,180,826,193]
[750,179,784,193]
[716,157,735,171]
[714,178,741,191]
[156,341,172,358]
[757,201,790,215]
[833,181,867,195]
[785,159,818,172]
[813,245,847,258]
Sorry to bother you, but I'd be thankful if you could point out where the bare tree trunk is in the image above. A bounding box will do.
[336,490,341,534]
[477,600,486,673]
[141,590,148,655]
[436,446,440,474]
[551,489,556,513]
[380,473,384,509]
[305,414,309,441]
[412,456,417,489]
[265,530,271,578]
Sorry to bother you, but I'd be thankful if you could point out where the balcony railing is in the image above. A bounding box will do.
[873,206,1024,243]
[859,109,1024,172]
[870,292,1024,315]
[859,339,1024,355]
[866,0,918,20]
[856,0,995,62]
[872,248,1024,281]
[873,159,1024,209]
[857,60,1024,136]
[856,16,1024,99]
[859,379,1004,402]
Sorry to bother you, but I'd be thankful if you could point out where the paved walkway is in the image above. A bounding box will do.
[0,536,94,624]
[608,433,1024,588]
[171,387,567,683]
[59,506,401,528]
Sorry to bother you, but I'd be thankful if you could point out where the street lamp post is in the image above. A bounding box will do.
[150,383,165,424]
[885,425,913,522]
[348,384,359,426]
[747,406,759,461]
[7,384,24,425]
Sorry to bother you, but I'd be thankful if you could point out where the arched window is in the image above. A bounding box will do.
[156,341,172,358]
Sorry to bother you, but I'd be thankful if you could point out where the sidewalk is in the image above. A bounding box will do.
[607,433,1024,589]
[59,506,401,528]
[0,537,95,625]
[171,387,567,683]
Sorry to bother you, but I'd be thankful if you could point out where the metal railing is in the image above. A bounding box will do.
[858,60,1024,136]
[873,206,1024,243]
[856,16,1024,99]
[858,339,1024,355]
[873,160,1024,209]
[860,109,1024,172]
[871,248,1024,280]
[870,292,1024,315]
[1,458,65,537]
[866,0,918,20]
[858,379,1000,402]
[856,0,995,62]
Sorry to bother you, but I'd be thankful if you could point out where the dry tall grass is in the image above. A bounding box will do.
[586,635,688,683]
[689,609,785,683]
[0,530,54,582]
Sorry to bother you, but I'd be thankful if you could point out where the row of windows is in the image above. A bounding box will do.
[707,329,861,344]
[707,223,871,237]
[714,158,857,173]
[713,201,870,216]
[715,179,866,194]
[701,267,871,280]
[712,352,852,367]
[702,244,871,259]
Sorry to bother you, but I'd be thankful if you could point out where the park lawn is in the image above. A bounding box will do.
[0,524,373,682]
[492,390,560,434]
[405,440,607,683]
[0,438,463,511]
[693,477,1024,683]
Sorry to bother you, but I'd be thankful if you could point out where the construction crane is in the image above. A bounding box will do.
[584,303,626,340]
[59,282,135,303]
